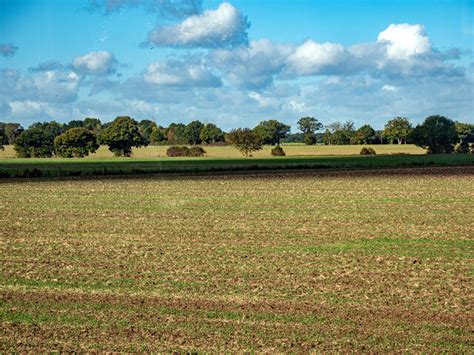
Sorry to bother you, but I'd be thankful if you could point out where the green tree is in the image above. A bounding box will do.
[138,119,157,144]
[14,122,63,158]
[382,117,412,144]
[166,123,187,145]
[0,122,24,145]
[63,120,84,131]
[454,121,474,143]
[253,120,290,145]
[297,117,323,145]
[0,126,4,150]
[355,124,376,144]
[149,125,167,144]
[83,117,102,133]
[324,121,355,145]
[99,116,147,157]
[225,128,263,157]
[410,115,458,154]
[184,120,204,145]
[200,123,224,144]
[54,128,99,158]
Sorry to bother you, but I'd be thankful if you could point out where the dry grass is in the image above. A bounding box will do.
[1,166,473,351]
[0,143,426,159]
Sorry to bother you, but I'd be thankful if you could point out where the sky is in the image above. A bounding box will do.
[0,0,473,131]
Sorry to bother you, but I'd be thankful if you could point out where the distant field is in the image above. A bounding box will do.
[0,154,473,178]
[0,144,426,159]
[1,167,473,351]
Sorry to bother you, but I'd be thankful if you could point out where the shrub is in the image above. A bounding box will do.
[189,146,206,157]
[360,147,376,155]
[166,146,206,157]
[271,146,286,156]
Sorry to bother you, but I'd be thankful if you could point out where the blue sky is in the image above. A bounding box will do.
[1,0,473,130]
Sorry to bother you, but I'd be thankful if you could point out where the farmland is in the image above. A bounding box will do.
[1,166,473,351]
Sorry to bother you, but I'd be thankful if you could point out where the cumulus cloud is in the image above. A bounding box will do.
[73,51,118,76]
[89,0,202,18]
[286,40,351,76]
[0,43,18,57]
[143,58,222,87]
[146,2,250,48]
[0,68,81,104]
[377,23,431,61]
[210,39,292,88]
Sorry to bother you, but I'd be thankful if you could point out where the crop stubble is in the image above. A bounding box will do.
[0,166,473,351]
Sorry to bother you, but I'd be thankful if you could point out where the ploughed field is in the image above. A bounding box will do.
[1,166,473,351]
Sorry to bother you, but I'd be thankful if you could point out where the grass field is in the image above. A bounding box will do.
[1,166,473,351]
[0,144,426,160]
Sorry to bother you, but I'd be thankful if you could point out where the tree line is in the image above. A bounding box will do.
[0,115,472,158]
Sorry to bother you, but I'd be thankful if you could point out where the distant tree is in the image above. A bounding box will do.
[184,120,204,145]
[63,120,84,131]
[355,124,376,144]
[149,125,167,144]
[297,117,323,145]
[253,120,290,145]
[83,117,102,132]
[324,121,355,145]
[282,133,305,144]
[138,119,157,144]
[410,115,457,154]
[200,123,225,144]
[0,122,24,145]
[99,116,147,157]
[14,122,63,158]
[0,126,4,150]
[382,117,412,144]
[454,121,474,143]
[166,123,187,145]
[54,127,99,158]
[225,128,263,157]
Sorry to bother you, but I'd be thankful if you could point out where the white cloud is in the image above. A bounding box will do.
[377,24,431,61]
[381,85,397,92]
[73,51,118,75]
[146,2,250,48]
[143,59,222,87]
[286,40,348,75]
[210,39,292,88]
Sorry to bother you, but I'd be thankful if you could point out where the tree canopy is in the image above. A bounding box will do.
[99,116,147,157]
[54,127,99,158]
[225,128,263,157]
[253,120,290,145]
[382,117,412,144]
[410,115,458,154]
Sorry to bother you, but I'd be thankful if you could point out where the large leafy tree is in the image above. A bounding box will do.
[83,117,102,133]
[297,117,323,145]
[149,125,167,144]
[99,116,147,157]
[324,121,355,145]
[137,119,157,144]
[0,122,24,145]
[253,120,290,145]
[355,124,376,144]
[63,120,84,131]
[200,123,224,144]
[54,127,99,158]
[382,117,412,144]
[166,123,187,145]
[14,122,63,158]
[225,128,262,157]
[410,115,457,154]
[184,120,204,145]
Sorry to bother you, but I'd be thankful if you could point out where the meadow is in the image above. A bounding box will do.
[1,166,473,351]
[0,143,425,159]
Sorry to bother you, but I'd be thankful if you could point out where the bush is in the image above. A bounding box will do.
[189,146,206,157]
[360,147,376,155]
[166,146,206,157]
[271,146,286,156]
